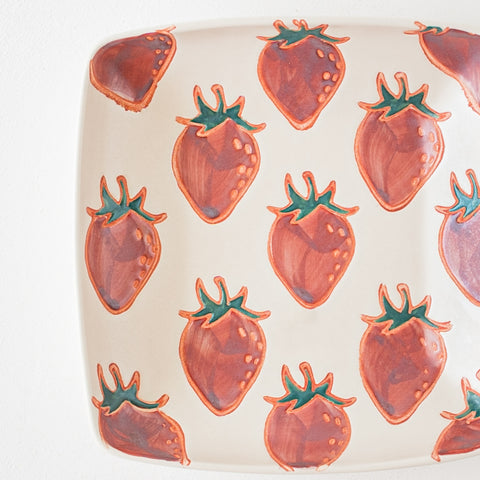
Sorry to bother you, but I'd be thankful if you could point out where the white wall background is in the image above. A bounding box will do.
[2,0,480,478]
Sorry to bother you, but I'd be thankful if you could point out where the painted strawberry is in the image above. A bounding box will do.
[268,171,357,309]
[437,170,480,305]
[264,362,356,471]
[407,22,480,115]
[92,363,189,464]
[85,176,166,314]
[432,373,480,461]
[354,72,450,211]
[359,284,451,424]
[90,27,176,111]
[179,276,270,416]
[257,20,349,130]
[172,84,265,224]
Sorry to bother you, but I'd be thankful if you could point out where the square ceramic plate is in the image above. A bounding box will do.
[78,17,480,473]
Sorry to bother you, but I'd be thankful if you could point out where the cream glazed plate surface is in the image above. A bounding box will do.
[78,17,480,473]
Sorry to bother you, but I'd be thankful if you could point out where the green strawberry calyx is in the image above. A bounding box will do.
[179,276,270,326]
[405,21,446,36]
[92,363,168,414]
[359,71,451,120]
[176,84,265,135]
[362,284,451,333]
[269,171,358,222]
[259,19,349,47]
[440,378,480,422]
[265,362,356,411]
[87,176,167,225]
[436,170,480,223]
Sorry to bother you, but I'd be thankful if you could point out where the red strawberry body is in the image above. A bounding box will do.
[90,28,176,111]
[172,85,264,223]
[359,284,450,424]
[93,364,189,464]
[407,22,480,115]
[258,20,349,130]
[264,362,355,471]
[438,170,480,305]
[355,72,450,211]
[85,176,166,314]
[268,171,357,308]
[179,277,269,415]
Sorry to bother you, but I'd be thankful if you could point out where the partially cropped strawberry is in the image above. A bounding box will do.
[407,22,480,115]
[92,363,189,464]
[90,28,176,111]
[432,373,480,461]
[437,170,480,305]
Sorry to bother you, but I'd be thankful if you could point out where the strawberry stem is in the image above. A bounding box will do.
[364,284,450,332]
[270,362,355,410]
[93,176,162,224]
[278,171,356,221]
[418,25,444,34]
[455,388,480,420]
[261,20,349,46]
[406,22,444,35]
[96,365,160,414]
[360,72,449,120]
[446,170,480,221]
[188,84,261,132]
[377,288,430,329]
[281,369,341,409]
[372,73,439,118]
[184,276,269,325]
